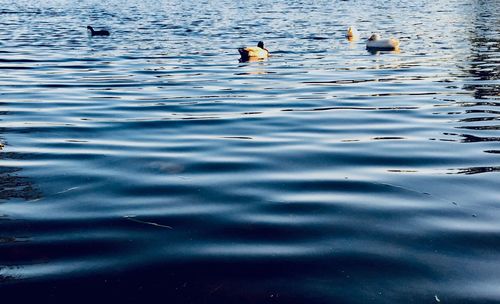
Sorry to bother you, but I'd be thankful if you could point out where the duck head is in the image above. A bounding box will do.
[87,26,94,32]
[257,41,269,52]
[368,34,381,41]
[347,27,355,37]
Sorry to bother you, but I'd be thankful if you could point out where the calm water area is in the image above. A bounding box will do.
[1,0,499,302]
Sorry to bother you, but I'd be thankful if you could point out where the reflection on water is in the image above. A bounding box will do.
[452,166,500,175]
[0,160,40,201]
[0,128,40,201]
[0,0,499,302]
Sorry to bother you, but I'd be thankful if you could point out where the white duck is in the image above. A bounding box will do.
[366,34,400,51]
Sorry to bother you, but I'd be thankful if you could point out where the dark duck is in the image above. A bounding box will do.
[87,26,110,36]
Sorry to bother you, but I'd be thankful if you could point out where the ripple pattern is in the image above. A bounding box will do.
[1,0,499,303]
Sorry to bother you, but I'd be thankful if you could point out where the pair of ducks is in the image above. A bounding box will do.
[347,26,400,50]
[87,24,269,61]
[239,27,399,61]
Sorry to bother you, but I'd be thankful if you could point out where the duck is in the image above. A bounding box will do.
[87,26,110,36]
[346,26,358,41]
[366,34,399,51]
[238,41,269,61]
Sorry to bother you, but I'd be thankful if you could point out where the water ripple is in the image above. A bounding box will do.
[1,0,500,302]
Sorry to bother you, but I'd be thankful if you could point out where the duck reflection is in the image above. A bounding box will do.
[366,47,400,55]
[236,59,272,75]
[239,56,267,63]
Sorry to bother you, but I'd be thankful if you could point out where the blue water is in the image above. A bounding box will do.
[1,0,499,302]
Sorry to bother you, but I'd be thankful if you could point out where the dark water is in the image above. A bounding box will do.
[1,0,499,302]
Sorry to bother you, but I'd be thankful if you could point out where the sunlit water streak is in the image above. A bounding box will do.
[1,0,499,302]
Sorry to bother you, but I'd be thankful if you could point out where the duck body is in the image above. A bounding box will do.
[87,26,110,36]
[366,34,399,51]
[346,26,358,41]
[238,41,269,61]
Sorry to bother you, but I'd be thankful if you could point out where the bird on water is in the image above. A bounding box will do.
[346,26,358,41]
[238,41,269,62]
[366,34,400,51]
[87,26,110,36]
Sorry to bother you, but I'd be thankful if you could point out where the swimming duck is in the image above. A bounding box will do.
[346,26,358,41]
[366,34,399,51]
[238,41,269,61]
[87,26,110,36]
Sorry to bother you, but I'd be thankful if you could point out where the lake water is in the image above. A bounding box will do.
[1,0,499,302]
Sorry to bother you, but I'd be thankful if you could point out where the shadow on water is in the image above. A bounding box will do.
[0,100,40,201]
[0,150,41,202]
[0,106,40,282]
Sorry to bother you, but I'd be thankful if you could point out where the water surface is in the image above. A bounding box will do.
[1,0,499,302]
